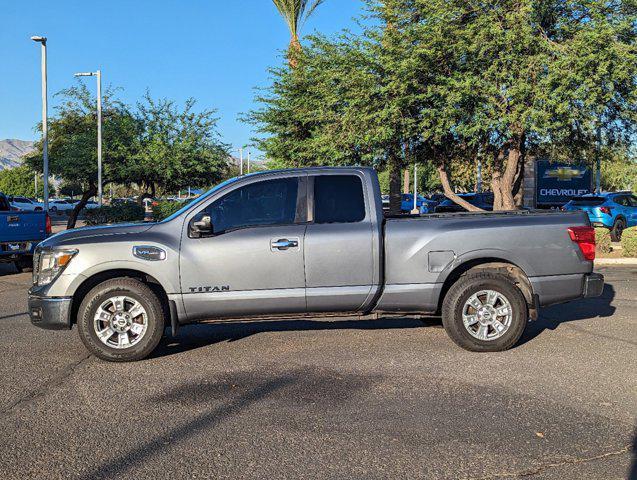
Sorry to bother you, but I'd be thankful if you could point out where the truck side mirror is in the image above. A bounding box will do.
[189,213,213,238]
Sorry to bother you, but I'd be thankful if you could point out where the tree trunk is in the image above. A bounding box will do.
[67,183,97,229]
[388,155,402,215]
[288,35,302,68]
[403,169,410,194]
[437,163,484,212]
[512,154,525,208]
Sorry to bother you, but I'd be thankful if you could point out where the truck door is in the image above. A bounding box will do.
[304,173,375,312]
[179,175,308,320]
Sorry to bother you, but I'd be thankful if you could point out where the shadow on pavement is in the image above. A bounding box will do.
[629,425,637,480]
[152,316,441,359]
[155,282,617,359]
[79,367,378,480]
[0,263,19,277]
[519,284,617,346]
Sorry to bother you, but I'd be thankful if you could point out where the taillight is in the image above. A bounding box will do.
[45,213,52,235]
[599,206,612,215]
[567,226,595,261]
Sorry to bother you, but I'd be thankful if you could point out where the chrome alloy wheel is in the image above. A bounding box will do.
[462,289,513,341]
[93,296,148,349]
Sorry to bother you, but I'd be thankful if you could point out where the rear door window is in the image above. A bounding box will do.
[0,196,10,211]
[614,196,630,206]
[314,175,366,224]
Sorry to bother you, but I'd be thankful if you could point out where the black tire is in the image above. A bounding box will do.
[610,218,625,242]
[77,278,165,362]
[442,272,528,352]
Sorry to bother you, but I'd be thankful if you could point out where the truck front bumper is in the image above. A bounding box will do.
[583,272,604,298]
[28,294,73,330]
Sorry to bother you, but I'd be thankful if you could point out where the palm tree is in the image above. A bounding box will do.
[272,0,325,66]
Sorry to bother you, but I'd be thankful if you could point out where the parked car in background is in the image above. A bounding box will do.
[381,194,438,213]
[435,192,495,213]
[562,192,637,241]
[84,200,99,210]
[1,192,50,272]
[400,194,438,213]
[8,196,44,212]
[48,199,75,213]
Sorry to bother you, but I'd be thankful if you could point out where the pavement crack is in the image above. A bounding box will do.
[468,444,633,479]
[0,352,92,416]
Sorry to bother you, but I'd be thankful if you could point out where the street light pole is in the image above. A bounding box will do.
[411,163,419,214]
[96,70,102,206]
[247,149,251,174]
[31,36,49,211]
[239,147,244,175]
[74,70,103,206]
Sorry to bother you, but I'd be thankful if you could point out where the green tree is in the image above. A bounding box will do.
[409,0,637,209]
[272,0,325,66]
[25,84,139,227]
[0,165,52,198]
[131,92,230,199]
[250,0,637,212]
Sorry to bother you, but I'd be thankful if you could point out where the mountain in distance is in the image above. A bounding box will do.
[0,139,35,170]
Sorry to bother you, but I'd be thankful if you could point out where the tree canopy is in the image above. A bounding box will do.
[0,165,52,198]
[26,83,230,227]
[249,0,637,211]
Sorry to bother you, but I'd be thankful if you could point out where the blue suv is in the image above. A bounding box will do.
[562,192,637,241]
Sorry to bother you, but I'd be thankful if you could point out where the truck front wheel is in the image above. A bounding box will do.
[77,278,165,362]
[442,272,528,352]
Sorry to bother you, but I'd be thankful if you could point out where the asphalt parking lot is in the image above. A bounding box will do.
[0,264,635,479]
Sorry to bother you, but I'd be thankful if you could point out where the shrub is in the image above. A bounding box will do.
[621,227,637,258]
[84,203,145,226]
[152,201,184,222]
[594,228,612,255]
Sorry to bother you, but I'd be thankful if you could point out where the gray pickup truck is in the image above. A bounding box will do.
[29,167,603,361]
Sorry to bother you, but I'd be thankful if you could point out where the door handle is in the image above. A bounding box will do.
[271,238,299,250]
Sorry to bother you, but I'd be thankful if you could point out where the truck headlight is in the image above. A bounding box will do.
[34,249,78,286]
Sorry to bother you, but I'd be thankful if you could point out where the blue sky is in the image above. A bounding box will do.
[0,0,365,157]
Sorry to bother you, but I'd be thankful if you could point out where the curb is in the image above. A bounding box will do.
[595,258,637,266]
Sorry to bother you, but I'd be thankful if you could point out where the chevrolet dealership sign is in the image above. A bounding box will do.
[536,161,593,206]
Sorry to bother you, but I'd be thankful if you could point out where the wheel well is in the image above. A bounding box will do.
[70,269,169,326]
[437,258,535,314]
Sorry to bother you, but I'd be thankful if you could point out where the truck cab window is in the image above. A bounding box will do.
[0,196,10,211]
[314,175,365,224]
[207,177,299,233]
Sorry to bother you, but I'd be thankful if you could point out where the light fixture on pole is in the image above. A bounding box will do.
[31,35,49,212]
[74,70,103,206]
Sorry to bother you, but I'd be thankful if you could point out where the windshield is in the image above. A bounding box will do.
[161,176,242,223]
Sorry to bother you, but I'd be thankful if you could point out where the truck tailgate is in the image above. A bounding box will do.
[0,212,47,242]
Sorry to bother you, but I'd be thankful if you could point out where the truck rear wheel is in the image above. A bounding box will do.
[442,272,528,352]
[77,278,165,362]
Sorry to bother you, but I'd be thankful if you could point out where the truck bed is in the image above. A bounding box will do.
[377,209,592,311]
